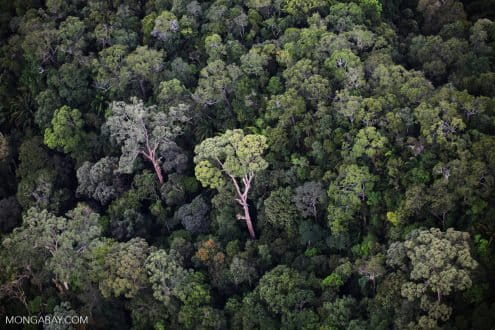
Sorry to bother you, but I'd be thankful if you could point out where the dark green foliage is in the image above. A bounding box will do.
[76,157,125,205]
[175,195,210,234]
[294,181,327,219]
[16,137,73,213]
[0,197,21,233]
[264,187,298,232]
[0,1,494,329]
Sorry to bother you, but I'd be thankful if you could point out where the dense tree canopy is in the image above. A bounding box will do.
[1,0,495,329]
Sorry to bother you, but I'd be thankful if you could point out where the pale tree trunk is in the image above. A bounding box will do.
[140,145,164,184]
[150,154,164,184]
[52,278,69,295]
[242,202,256,239]
[140,125,164,184]
[230,172,256,239]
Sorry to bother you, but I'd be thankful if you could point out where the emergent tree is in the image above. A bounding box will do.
[104,98,189,184]
[194,129,268,239]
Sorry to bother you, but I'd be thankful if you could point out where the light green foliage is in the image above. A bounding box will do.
[283,59,316,88]
[179,305,225,330]
[399,228,477,299]
[44,106,85,155]
[386,211,399,226]
[2,205,101,291]
[97,238,149,298]
[157,79,188,107]
[332,90,363,124]
[352,235,379,257]
[194,129,268,187]
[34,89,62,130]
[267,76,284,95]
[264,187,298,231]
[351,126,388,159]
[47,62,91,106]
[474,234,490,257]
[194,160,225,190]
[326,49,364,89]
[284,27,325,61]
[359,0,382,22]
[240,47,270,77]
[141,13,157,44]
[414,87,490,147]
[354,97,385,128]
[265,89,306,126]
[327,2,365,32]
[327,164,377,233]
[369,64,434,105]
[152,11,180,42]
[322,261,352,289]
[175,271,211,307]
[247,0,274,11]
[357,253,386,287]
[57,16,87,58]
[178,15,195,38]
[387,228,478,327]
[193,60,241,106]
[283,59,331,100]
[282,0,330,16]
[321,296,359,329]
[257,265,314,315]
[343,27,377,53]
[122,46,165,97]
[2,1,495,328]
[229,256,257,285]
[205,34,226,60]
[92,44,129,95]
[322,272,344,288]
[145,249,191,305]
